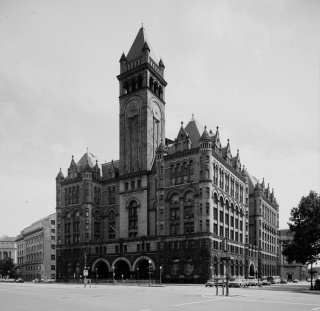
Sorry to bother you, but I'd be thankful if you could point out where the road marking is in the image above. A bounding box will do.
[311,308,320,311]
[138,309,152,311]
[172,297,230,307]
[231,298,319,306]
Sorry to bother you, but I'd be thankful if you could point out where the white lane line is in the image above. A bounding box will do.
[231,298,319,306]
[172,297,230,307]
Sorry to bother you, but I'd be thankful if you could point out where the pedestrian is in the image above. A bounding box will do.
[84,277,87,288]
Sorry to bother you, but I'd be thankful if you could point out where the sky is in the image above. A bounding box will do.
[0,0,319,237]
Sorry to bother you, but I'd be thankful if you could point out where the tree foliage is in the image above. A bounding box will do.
[0,258,15,277]
[282,191,320,265]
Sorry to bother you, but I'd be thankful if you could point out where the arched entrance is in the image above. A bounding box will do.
[95,261,109,279]
[113,259,130,280]
[249,262,255,277]
[136,259,150,280]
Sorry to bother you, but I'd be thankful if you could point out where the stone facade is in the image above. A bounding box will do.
[55,27,279,283]
[0,236,17,266]
[16,213,56,281]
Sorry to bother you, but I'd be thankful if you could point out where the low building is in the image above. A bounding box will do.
[16,214,56,281]
[0,235,17,266]
[278,228,306,281]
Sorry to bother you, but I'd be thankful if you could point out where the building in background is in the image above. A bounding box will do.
[16,213,56,281]
[0,236,17,265]
[55,27,280,283]
[278,228,306,281]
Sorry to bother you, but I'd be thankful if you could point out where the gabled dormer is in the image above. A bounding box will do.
[212,126,221,155]
[92,160,101,180]
[174,122,191,152]
[222,139,232,165]
[68,155,78,179]
[232,149,241,172]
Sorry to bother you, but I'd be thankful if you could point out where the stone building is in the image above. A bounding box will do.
[278,229,306,281]
[55,27,279,283]
[15,213,56,281]
[0,236,17,264]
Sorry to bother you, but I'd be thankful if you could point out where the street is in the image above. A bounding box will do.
[0,281,319,311]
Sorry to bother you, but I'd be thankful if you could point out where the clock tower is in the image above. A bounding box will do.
[117,27,167,175]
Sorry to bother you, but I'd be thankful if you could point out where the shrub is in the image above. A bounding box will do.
[314,279,320,290]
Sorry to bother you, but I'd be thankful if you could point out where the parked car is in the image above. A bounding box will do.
[15,278,24,283]
[280,278,287,284]
[267,276,281,284]
[205,279,215,287]
[293,279,299,283]
[261,278,271,286]
[247,277,258,286]
[229,278,248,288]
[45,279,55,283]
[5,278,15,283]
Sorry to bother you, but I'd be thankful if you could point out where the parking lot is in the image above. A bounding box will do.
[0,281,318,311]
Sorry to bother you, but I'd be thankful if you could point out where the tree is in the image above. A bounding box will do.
[0,258,15,278]
[282,191,320,290]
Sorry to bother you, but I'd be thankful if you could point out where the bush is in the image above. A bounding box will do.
[314,279,320,290]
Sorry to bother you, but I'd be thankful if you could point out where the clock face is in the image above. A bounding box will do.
[126,100,141,117]
[152,103,161,121]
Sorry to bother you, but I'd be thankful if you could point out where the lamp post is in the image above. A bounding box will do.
[137,267,139,283]
[112,266,115,282]
[210,266,213,280]
[148,260,152,286]
[96,268,98,284]
[160,266,162,285]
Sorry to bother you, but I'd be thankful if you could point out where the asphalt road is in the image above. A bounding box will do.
[0,281,319,311]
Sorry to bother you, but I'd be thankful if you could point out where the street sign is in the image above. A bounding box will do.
[83,269,88,276]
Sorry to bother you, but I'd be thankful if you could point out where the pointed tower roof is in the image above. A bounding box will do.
[56,168,65,180]
[199,126,211,142]
[156,139,167,154]
[127,27,158,63]
[119,52,126,62]
[78,150,95,169]
[184,115,204,147]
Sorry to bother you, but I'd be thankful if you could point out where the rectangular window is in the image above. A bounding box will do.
[51,255,55,260]
[220,226,223,237]
[214,223,218,235]
[51,220,55,225]
[220,211,223,223]
[51,265,55,270]
[214,208,218,220]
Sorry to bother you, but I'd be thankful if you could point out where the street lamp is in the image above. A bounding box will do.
[149,260,152,286]
[112,266,115,282]
[160,266,162,285]
[96,268,98,284]
[121,274,124,282]
[137,268,139,283]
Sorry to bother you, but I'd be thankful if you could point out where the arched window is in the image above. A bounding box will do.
[138,75,143,89]
[131,78,136,92]
[128,201,138,237]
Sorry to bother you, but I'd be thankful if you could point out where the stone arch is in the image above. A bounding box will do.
[92,258,111,271]
[132,256,155,271]
[249,261,255,277]
[166,189,182,202]
[111,256,132,271]
[126,197,141,208]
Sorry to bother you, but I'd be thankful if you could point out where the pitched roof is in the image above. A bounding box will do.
[184,117,204,148]
[77,152,95,168]
[127,27,159,63]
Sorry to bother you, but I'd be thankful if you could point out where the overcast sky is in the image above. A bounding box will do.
[0,0,319,237]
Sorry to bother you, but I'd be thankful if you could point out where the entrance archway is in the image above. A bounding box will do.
[95,261,109,279]
[249,263,255,277]
[114,260,130,280]
[136,259,150,280]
